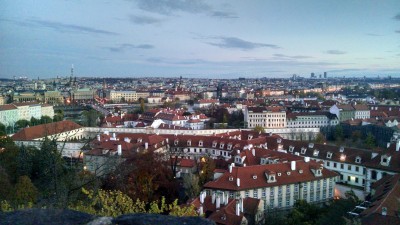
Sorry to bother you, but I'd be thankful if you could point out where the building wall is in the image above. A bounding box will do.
[0,109,18,126]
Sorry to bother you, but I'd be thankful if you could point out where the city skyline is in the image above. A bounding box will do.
[1,0,400,78]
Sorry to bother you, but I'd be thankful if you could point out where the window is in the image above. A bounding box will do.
[327,152,332,159]
[355,166,359,172]
[334,162,337,168]
[245,190,249,197]
[262,189,266,198]
[253,189,258,198]
[340,164,344,169]
[348,165,351,171]
[347,176,351,182]
[355,177,359,183]
[326,161,330,167]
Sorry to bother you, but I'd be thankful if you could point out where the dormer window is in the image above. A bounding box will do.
[199,140,203,147]
[229,176,234,181]
[220,143,225,149]
[355,156,361,163]
[287,171,291,175]
[339,146,344,152]
[248,135,253,140]
[277,172,282,176]
[380,155,391,166]
[212,141,217,148]
[253,175,257,179]
[174,140,179,146]
[288,146,294,152]
[313,150,319,157]
[299,169,303,174]
[277,138,282,144]
[227,143,232,150]
[301,147,307,154]
[265,172,276,183]
[138,138,142,143]
[327,152,333,159]
[187,140,191,146]
[308,143,314,148]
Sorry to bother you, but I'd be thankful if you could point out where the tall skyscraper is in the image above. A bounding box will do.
[324,72,327,79]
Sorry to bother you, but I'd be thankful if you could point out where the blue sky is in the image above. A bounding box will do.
[0,0,399,79]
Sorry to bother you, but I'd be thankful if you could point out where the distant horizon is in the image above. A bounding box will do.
[1,1,399,78]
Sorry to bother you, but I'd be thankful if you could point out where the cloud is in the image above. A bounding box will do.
[1,18,117,35]
[208,37,280,50]
[366,33,382,36]
[129,15,162,24]
[135,0,211,15]
[211,11,238,19]
[29,19,118,35]
[325,50,347,55]
[394,13,400,21]
[106,43,154,52]
[273,54,312,59]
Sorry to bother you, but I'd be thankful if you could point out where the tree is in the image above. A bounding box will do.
[30,117,40,126]
[82,109,100,127]
[104,150,179,203]
[198,156,216,186]
[13,176,38,207]
[334,125,344,142]
[365,133,375,149]
[315,133,325,144]
[0,122,6,135]
[40,115,53,124]
[254,125,265,133]
[182,173,200,200]
[139,98,145,113]
[15,119,30,129]
[351,131,362,143]
[0,166,12,202]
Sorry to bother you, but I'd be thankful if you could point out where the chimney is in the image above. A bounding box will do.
[117,144,122,156]
[236,200,240,216]
[112,133,116,139]
[200,191,206,204]
[212,192,216,204]
[291,161,296,171]
[237,178,240,187]
[304,157,310,162]
[396,140,400,151]
[216,194,221,209]
[145,142,149,150]
[199,205,203,216]
[97,134,100,141]
[252,148,255,156]
[229,164,232,173]
[240,198,244,213]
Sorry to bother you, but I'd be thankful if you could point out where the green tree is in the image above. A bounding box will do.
[334,125,344,142]
[15,119,30,129]
[315,132,325,144]
[30,117,40,126]
[13,176,38,206]
[82,110,100,127]
[365,133,375,149]
[351,130,362,143]
[139,98,145,113]
[182,173,200,200]
[0,122,6,135]
[0,166,13,201]
[198,156,216,186]
[40,115,53,124]
[254,125,265,133]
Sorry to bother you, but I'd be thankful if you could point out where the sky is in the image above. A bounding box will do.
[0,0,400,79]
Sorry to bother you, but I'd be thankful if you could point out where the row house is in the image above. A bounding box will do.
[203,159,338,213]
[244,106,286,129]
[286,111,339,128]
[84,132,169,175]
[265,137,400,195]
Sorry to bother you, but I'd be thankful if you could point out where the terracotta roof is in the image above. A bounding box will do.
[12,120,82,141]
[360,174,400,225]
[204,160,338,191]
[0,104,18,111]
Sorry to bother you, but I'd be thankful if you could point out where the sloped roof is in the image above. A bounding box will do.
[12,120,82,141]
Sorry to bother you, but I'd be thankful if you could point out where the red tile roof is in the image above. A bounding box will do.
[204,160,338,191]
[12,120,82,141]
